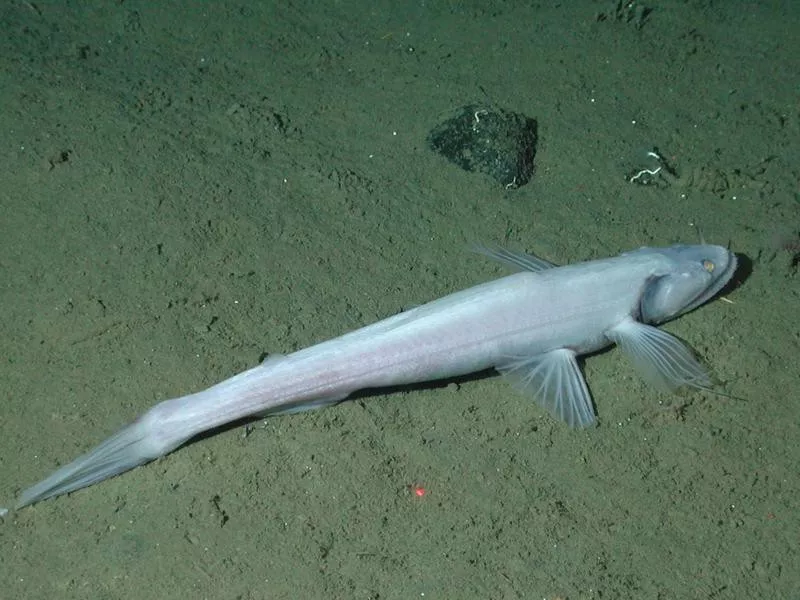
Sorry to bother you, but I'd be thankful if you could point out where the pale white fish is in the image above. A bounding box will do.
[13,244,736,509]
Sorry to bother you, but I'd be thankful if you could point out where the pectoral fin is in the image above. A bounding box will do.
[607,318,712,392]
[497,348,596,428]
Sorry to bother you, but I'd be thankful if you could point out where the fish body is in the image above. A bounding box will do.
[15,244,736,508]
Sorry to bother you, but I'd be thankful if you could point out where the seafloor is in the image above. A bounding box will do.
[1,2,797,598]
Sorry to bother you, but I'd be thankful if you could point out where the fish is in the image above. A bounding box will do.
[14,244,737,509]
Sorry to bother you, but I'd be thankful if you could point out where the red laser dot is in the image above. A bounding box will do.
[413,486,426,497]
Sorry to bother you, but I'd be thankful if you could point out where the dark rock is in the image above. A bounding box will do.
[428,105,537,188]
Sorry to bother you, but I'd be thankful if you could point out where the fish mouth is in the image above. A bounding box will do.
[683,245,738,315]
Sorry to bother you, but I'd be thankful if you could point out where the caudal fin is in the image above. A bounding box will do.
[16,418,163,509]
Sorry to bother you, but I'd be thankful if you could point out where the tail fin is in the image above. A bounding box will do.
[16,417,170,509]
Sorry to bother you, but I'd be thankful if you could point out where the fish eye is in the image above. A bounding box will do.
[702,259,715,273]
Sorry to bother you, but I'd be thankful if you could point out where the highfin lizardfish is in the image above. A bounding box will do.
[14,244,736,509]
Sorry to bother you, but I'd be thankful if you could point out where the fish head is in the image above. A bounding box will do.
[635,244,737,324]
